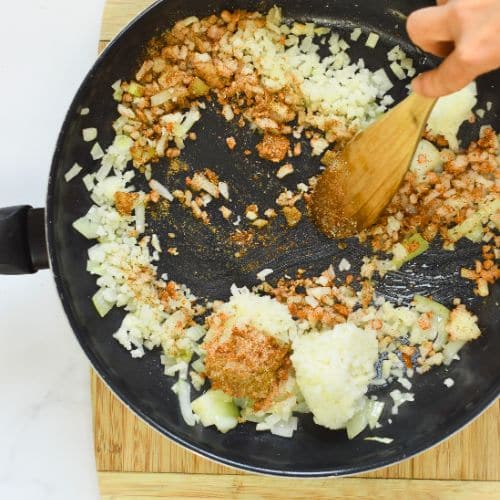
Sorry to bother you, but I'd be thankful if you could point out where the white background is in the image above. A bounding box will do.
[0,1,105,498]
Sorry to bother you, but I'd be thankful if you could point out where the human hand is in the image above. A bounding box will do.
[406,0,500,97]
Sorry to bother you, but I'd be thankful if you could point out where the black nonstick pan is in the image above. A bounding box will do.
[1,0,498,477]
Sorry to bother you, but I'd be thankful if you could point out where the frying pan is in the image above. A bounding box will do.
[1,0,498,477]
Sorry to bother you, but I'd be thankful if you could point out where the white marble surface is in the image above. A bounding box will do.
[0,1,105,498]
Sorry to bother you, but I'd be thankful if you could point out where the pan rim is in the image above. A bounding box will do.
[45,0,500,477]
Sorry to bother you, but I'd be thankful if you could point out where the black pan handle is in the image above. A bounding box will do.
[0,206,49,274]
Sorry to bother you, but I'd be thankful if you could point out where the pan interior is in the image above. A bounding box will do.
[47,0,499,476]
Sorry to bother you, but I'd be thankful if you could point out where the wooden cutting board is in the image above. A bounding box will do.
[94,2,500,498]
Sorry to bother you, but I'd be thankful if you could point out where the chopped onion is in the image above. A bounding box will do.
[64,163,83,182]
[413,295,450,321]
[82,128,98,142]
[82,174,95,191]
[397,377,412,390]
[191,172,219,198]
[95,161,113,183]
[149,179,174,201]
[90,142,105,160]
[444,377,455,388]
[178,108,201,135]
[80,107,90,116]
[443,340,466,365]
[111,79,122,91]
[387,45,405,62]
[190,371,205,391]
[256,268,274,281]
[370,378,387,385]
[117,104,136,119]
[338,258,351,271]
[113,134,134,154]
[448,199,500,242]
[186,325,205,342]
[365,32,380,48]
[350,27,362,41]
[372,68,394,95]
[151,233,161,253]
[390,389,414,415]
[135,203,146,234]
[194,52,212,62]
[218,181,229,200]
[400,57,414,71]
[174,136,185,150]
[200,193,212,206]
[73,216,99,239]
[191,389,238,433]
[346,398,384,439]
[380,94,395,106]
[390,61,406,80]
[346,407,368,439]
[128,81,144,97]
[151,89,172,107]
[177,16,199,27]
[367,400,385,429]
[92,289,114,317]
[393,233,429,268]
[172,378,198,426]
[111,79,123,102]
[164,361,189,377]
[338,39,350,51]
[222,104,234,121]
[269,417,298,438]
[191,358,205,373]
[365,436,393,444]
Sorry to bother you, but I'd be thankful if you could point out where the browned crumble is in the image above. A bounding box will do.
[262,269,353,330]
[359,127,500,254]
[460,243,500,296]
[230,229,254,246]
[114,191,139,216]
[282,206,302,227]
[256,133,290,163]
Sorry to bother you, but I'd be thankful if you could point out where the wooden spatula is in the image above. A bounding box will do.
[310,93,437,238]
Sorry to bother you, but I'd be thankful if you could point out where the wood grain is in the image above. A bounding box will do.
[92,371,499,479]
[99,472,500,500]
[100,0,156,42]
[94,0,500,492]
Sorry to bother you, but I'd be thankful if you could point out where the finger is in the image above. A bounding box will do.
[407,6,454,50]
[417,40,455,58]
[411,49,479,97]
[436,0,448,5]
